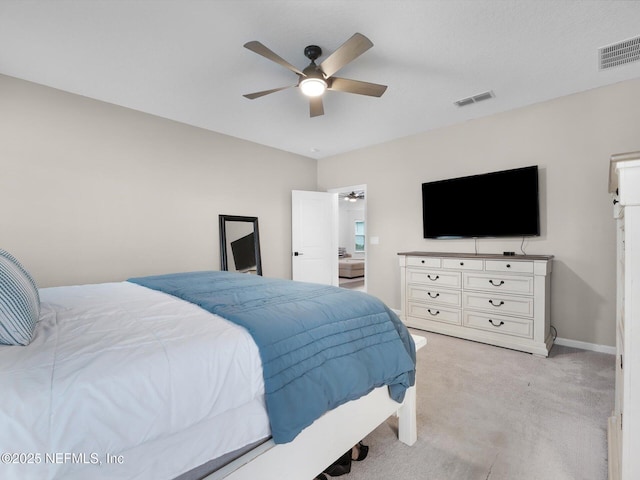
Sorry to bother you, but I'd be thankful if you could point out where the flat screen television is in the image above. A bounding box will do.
[422,165,540,239]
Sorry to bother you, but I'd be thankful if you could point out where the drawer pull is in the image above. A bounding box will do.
[489,299,505,307]
[421,260,425,264]
[427,274,439,281]
[428,292,440,298]
[506,264,511,268]
[489,280,505,287]
[488,319,504,327]
[427,309,440,316]
[460,262,464,266]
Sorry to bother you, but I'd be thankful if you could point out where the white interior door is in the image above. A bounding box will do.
[292,190,338,285]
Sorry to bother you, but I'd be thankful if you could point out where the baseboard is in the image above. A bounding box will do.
[554,337,616,355]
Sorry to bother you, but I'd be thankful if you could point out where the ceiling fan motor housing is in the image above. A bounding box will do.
[301,45,326,90]
[302,63,325,80]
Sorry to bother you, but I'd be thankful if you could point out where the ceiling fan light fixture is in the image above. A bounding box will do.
[344,191,362,202]
[300,77,327,97]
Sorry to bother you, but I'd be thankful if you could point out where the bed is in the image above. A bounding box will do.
[0,251,418,480]
[339,259,365,278]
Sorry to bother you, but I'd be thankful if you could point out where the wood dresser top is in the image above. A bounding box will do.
[397,251,554,261]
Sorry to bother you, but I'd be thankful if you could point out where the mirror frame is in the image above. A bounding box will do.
[219,214,262,276]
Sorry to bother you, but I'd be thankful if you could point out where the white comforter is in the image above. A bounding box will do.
[0,282,269,480]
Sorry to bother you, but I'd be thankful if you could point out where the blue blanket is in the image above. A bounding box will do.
[128,271,416,444]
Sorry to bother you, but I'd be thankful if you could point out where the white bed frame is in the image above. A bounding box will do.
[207,335,426,480]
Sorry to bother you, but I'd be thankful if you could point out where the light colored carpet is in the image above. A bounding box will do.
[344,330,614,480]
[339,278,365,291]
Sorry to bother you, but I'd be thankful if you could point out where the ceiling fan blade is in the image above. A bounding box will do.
[319,33,373,78]
[328,77,387,97]
[309,96,324,117]
[244,41,304,76]
[243,85,295,100]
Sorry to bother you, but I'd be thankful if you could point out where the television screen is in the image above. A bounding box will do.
[230,232,256,271]
[422,165,540,239]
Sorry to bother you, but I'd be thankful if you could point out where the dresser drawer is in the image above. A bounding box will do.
[406,256,441,268]
[463,292,534,317]
[408,286,461,307]
[464,311,533,339]
[485,260,533,274]
[442,258,484,271]
[408,302,461,325]
[407,269,461,288]
[463,272,534,295]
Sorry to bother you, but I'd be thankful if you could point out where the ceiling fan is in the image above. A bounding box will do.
[243,33,387,117]
[340,191,365,202]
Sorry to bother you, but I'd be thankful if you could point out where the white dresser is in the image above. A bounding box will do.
[398,252,553,356]
[608,153,640,480]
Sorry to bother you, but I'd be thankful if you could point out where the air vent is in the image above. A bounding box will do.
[599,35,640,70]
[454,90,494,107]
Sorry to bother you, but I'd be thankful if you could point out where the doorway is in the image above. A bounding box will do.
[328,184,367,293]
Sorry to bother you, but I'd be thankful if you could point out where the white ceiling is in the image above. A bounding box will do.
[1,1,640,159]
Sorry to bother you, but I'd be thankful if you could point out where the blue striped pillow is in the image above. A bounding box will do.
[0,249,40,346]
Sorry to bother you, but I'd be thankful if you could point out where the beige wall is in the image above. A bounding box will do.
[2,73,638,347]
[318,78,640,347]
[0,75,316,287]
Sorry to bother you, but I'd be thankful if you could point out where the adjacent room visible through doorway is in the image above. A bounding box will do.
[330,185,367,293]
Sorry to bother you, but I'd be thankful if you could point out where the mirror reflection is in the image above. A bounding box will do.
[219,215,262,275]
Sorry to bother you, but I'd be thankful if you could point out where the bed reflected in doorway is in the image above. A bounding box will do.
[339,258,365,291]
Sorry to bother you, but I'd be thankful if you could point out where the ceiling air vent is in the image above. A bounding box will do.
[599,35,640,70]
[454,90,494,107]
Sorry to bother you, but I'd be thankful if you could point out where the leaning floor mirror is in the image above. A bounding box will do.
[219,215,262,275]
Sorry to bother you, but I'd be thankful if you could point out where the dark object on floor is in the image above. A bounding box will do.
[352,441,369,461]
[316,442,369,478]
[324,449,352,476]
